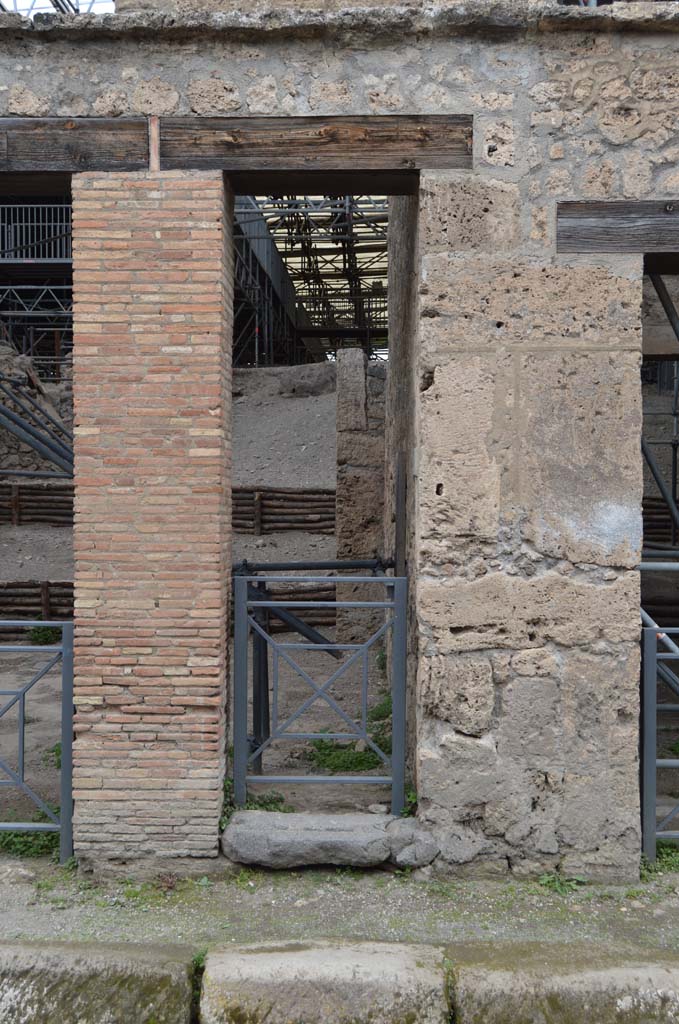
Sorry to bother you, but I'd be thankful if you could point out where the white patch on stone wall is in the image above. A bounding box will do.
[555,501,642,559]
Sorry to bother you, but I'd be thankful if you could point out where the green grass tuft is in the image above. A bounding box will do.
[28,625,63,646]
[309,692,394,774]
[220,779,293,831]
[537,871,587,896]
[309,739,382,773]
[641,841,679,880]
[42,742,62,770]
[0,811,60,859]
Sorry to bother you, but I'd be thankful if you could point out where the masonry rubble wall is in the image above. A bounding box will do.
[5,6,666,875]
[384,195,420,769]
[71,170,233,865]
[0,346,71,481]
[335,348,386,641]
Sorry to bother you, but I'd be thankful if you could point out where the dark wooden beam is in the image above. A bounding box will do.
[645,253,679,276]
[226,169,419,196]
[558,201,679,254]
[0,118,149,173]
[0,173,71,197]
[160,115,473,174]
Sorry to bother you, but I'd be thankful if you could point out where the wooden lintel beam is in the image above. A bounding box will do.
[0,118,149,173]
[557,201,679,254]
[0,114,472,181]
[160,115,473,173]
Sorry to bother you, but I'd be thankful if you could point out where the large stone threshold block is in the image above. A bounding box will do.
[200,941,450,1024]
[221,811,438,868]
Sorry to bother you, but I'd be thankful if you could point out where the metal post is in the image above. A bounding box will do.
[390,577,407,816]
[642,437,679,534]
[251,582,270,775]
[59,621,74,864]
[642,627,658,863]
[395,452,407,578]
[650,274,679,349]
[233,576,249,806]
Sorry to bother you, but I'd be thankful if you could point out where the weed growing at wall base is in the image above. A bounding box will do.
[641,841,679,880]
[220,779,293,830]
[0,812,60,858]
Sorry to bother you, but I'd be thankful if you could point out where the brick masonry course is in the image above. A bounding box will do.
[71,170,233,864]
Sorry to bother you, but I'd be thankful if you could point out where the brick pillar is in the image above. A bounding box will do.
[71,171,233,864]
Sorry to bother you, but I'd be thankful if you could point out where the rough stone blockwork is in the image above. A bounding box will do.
[335,348,386,640]
[71,171,233,863]
[415,171,643,881]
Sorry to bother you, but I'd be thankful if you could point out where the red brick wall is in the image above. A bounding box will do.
[71,171,233,863]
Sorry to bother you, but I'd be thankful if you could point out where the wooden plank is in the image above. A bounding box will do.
[557,201,679,253]
[0,118,149,173]
[227,169,419,196]
[160,115,473,173]
[10,485,19,527]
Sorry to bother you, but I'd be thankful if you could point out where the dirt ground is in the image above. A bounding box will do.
[232,530,336,566]
[232,364,336,490]
[0,648,63,822]
[0,525,73,583]
[1,852,678,957]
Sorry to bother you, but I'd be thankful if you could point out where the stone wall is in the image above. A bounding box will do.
[335,348,386,641]
[4,6,668,875]
[0,346,71,481]
[414,174,642,880]
[384,196,420,765]
[71,170,233,865]
[336,348,385,563]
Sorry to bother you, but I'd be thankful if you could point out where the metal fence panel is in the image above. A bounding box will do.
[641,624,679,862]
[232,572,408,815]
[0,619,73,863]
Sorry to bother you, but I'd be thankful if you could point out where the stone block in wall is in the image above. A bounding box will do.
[417,570,640,654]
[417,354,507,553]
[336,348,368,433]
[519,349,642,567]
[420,654,494,737]
[420,173,520,254]
[337,430,385,470]
[418,255,642,360]
[336,467,384,555]
[417,640,641,880]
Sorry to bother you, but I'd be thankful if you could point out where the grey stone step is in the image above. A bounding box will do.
[200,941,450,1024]
[0,940,193,1024]
[220,810,439,868]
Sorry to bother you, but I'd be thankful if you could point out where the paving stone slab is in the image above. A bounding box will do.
[200,941,450,1024]
[0,941,193,1024]
[450,944,679,1024]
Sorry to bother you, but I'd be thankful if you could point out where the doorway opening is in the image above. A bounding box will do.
[227,185,418,816]
[640,256,679,860]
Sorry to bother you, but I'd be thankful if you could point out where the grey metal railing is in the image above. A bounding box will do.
[233,571,407,815]
[642,623,679,863]
[0,1,113,15]
[0,205,71,263]
[0,620,73,863]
